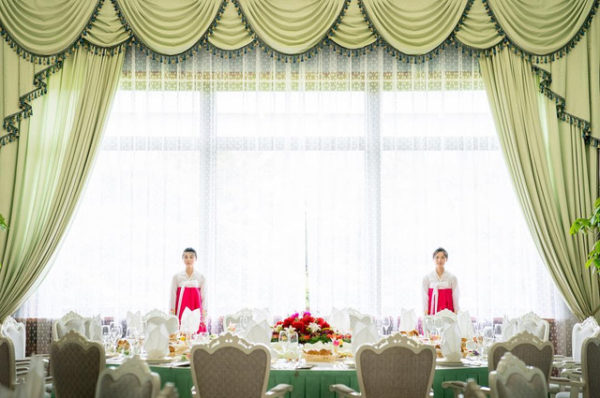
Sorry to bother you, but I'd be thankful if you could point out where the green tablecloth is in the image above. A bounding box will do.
[146,365,489,398]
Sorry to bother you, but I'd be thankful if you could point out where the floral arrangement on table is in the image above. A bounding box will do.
[271,312,351,344]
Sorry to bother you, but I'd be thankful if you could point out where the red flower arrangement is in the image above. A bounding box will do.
[271,312,351,344]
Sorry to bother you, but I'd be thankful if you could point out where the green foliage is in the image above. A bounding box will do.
[570,198,600,273]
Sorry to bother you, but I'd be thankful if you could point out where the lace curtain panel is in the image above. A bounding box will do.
[18,46,566,321]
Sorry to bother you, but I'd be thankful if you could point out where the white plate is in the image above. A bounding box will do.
[437,358,465,367]
[145,357,172,364]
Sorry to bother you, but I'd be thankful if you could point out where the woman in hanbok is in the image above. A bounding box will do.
[422,247,459,315]
[170,247,207,333]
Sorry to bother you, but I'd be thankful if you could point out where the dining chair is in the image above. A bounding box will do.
[330,333,436,398]
[555,333,600,398]
[190,332,292,398]
[489,352,547,398]
[0,336,15,390]
[95,356,160,398]
[1,316,26,360]
[50,330,104,398]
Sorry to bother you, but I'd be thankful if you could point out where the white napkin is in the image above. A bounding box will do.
[441,323,462,362]
[501,317,518,341]
[252,308,271,324]
[434,309,457,323]
[328,308,350,334]
[457,311,474,339]
[145,315,179,336]
[243,319,271,345]
[349,313,373,334]
[180,308,201,334]
[126,311,144,334]
[351,323,379,354]
[399,308,417,332]
[2,322,26,360]
[15,356,46,398]
[144,323,170,359]
[85,315,102,342]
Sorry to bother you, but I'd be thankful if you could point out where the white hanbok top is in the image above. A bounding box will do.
[422,270,459,314]
[169,270,206,313]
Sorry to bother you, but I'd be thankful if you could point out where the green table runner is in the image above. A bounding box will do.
[146,365,488,398]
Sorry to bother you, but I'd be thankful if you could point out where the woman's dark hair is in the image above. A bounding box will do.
[432,247,448,259]
[182,247,197,258]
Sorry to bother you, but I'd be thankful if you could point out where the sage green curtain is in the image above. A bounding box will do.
[0,48,124,321]
[479,47,600,321]
[2,0,598,142]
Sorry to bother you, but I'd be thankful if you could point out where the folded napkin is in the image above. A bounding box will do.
[399,308,417,332]
[145,315,179,337]
[86,315,102,342]
[126,311,144,335]
[243,319,271,345]
[501,317,518,341]
[2,321,26,360]
[457,311,474,339]
[349,313,373,334]
[441,323,462,362]
[180,308,201,334]
[252,308,271,324]
[434,309,457,323]
[144,323,170,360]
[328,308,351,334]
[351,323,379,354]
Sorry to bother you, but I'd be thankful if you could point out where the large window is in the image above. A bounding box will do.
[19,47,563,320]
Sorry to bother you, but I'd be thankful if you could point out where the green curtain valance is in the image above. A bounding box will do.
[1,0,599,147]
[1,0,598,61]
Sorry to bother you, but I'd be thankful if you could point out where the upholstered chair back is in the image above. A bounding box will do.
[582,334,600,398]
[0,336,15,390]
[488,331,553,383]
[95,356,160,398]
[572,317,599,363]
[489,352,547,398]
[50,331,104,398]
[191,333,270,398]
[1,316,26,360]
[356,334,436,398]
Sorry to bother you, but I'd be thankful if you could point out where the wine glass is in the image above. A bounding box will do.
[126,327,138,356]
[110,322,123,353]
[278,330,289,355]
[381,317,392,336]
[101,325,111,352]
[494,323,503,342]
[288,331,299,362]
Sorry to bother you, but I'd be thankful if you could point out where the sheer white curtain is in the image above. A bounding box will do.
[19,47,562,321]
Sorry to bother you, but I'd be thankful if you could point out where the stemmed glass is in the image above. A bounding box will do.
[381,317,392,336]
[110,322,123,354]
[288,331,299,363]
[278,330,289,356]
[101,325,111,352]
[126,327,138,356]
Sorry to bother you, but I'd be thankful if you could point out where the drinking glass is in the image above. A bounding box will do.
[288,331,299,362]
[381,317,392,336]
[101,325,111,351]
[126,327,138,356]
[278,330,289,355]
[110,322,123,351]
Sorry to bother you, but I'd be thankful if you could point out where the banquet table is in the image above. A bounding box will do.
[113,362,489,398]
